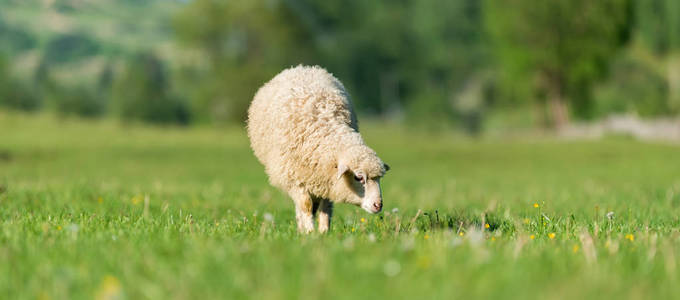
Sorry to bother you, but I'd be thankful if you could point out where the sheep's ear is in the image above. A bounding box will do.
[337,163,349,180]
[384,163,391,172]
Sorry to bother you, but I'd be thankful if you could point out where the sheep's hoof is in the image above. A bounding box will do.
[297,222,315,234]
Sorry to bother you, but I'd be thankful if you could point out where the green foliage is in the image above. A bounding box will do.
[595,53,670,117]
[30,60,107,118]
[173,0,313,123]
[173,0,487,125]
[52,86,106,118]
[3,0,680,127]
[2,114,680,298]
[0,55,41,111]
[44,33,100,64]
[112,53,190,125]
[0,19,37,55]
[296,0,486,115]
[485,0,633,121]
[636,0,680,55]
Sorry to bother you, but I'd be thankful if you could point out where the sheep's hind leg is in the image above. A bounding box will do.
[291,190,315,234]
[317,199,333,233]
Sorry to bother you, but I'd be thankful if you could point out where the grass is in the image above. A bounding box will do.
[2,111,680,299]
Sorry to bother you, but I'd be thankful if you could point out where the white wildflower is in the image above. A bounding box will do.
[383,260,401,277]
[263,213,274,222]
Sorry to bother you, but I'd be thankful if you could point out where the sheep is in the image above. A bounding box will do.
[247,65,390,233]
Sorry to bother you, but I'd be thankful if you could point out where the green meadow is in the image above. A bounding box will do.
[2,112,680,299]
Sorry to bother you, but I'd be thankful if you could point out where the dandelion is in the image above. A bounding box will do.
[351,227,356,232]
[424,234,429,240]
[57,226,62,231]
[606,211,614,220]
[533,203,539,208]
[573,245,580,253]
[391,208,399,214]
[548,233,556,239]
[459,231,464,237]
[491,237,496,242]
[625,234,635,242]
[95,275,121,300]
[360,218,366,223]
[485,223,490,229]
[131,195,142,205]
[530,234,535,240]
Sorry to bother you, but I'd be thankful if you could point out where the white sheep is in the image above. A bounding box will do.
[247,65,390,233]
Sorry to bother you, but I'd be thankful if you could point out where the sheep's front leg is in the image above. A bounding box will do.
[317,199,333,233]
[291,190,315,234]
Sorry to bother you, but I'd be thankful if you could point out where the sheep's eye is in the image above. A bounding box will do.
[354,175,364,183]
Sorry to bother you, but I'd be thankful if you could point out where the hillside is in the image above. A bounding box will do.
[0,0,184,83]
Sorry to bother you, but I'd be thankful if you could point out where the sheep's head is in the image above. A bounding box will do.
[333,146,390,214]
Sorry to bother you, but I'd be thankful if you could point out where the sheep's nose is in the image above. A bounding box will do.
[373,202,382,211]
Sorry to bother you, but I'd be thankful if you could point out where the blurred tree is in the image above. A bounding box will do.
[173,0,314,124]
[174,0,487,128]
[289,0,487,124]
[636,0,680,114]
[594,53,669,117]
[0,54,40,111]
[32,59,107,118]
[485,0,632,128]
[0,19,37,55]
[44,32,100,64]
[112,53,190,125]
[53,86,105,118]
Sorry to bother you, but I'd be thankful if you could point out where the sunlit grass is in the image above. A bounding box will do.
[1,111,680,299]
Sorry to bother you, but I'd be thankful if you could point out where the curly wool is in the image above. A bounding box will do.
[247,65,386,202]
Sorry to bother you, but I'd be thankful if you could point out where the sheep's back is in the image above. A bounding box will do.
[247,66,358,195]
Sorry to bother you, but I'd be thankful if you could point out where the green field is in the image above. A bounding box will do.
[2,111,680,299]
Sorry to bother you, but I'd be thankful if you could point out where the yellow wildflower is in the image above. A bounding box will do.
[424,234,429,240]
[573,245,580,253]
[57,226,62,231]
[351,227,356,232]
[485,223,490,229]
[459,231,464,237]
[95,275,121,300]
[625,234,634,242]
[360,218,366,223]
[548,233,556,239]
[491,237,496,241]
[530,234,535,240]
[533,203,539,208]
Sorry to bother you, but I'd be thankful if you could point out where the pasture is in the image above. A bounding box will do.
[2,112,680,299]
